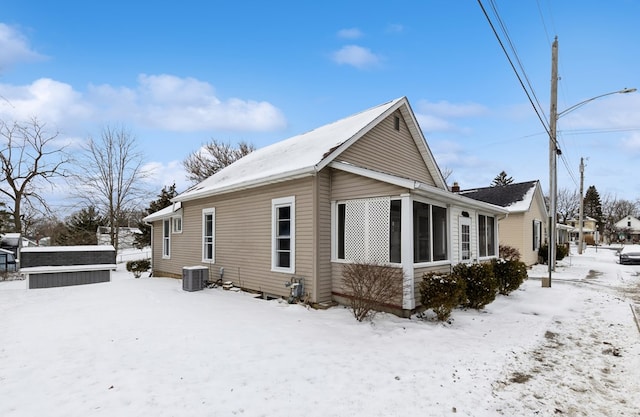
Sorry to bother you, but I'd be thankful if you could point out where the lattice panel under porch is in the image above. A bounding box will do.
[344,197,390,263]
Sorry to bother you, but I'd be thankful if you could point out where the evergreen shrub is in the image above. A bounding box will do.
[492,258,527,295]
[453,262,497,309]
[126,259,151,278]
[538,243,568,264]
[419,272,466,321]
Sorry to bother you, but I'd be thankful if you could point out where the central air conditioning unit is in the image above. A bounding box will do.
[182,266,208,291]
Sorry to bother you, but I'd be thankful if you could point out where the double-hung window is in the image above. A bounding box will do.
[202,208,215,262]
[478,214,496,257]
[272,196,295,273]
[162,219,171,259]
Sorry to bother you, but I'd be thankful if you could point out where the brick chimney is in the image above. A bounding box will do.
[451,182,460,192]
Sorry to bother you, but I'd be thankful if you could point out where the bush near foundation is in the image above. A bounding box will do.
[452,262,497,309]
[538,243,568,264]
[499,245,521,261]
[126,259,151,278]
[419,272,466,321]
[341,262,404,322]
[492,258,527,295]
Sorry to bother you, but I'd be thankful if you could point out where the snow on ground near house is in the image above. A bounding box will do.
[1,246,639,416]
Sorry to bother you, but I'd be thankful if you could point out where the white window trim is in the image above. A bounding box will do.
[202,208,215,263]
[162,219,171,259]
[172,215,183,234]
[272,196,295,273]
[477,213,497,259]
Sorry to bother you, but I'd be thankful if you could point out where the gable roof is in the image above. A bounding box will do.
[173,97,447,202]
[458,180,546,214]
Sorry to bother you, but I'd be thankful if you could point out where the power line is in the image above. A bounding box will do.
[477,0,551,137]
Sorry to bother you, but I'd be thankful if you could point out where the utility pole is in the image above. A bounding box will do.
[578,157,585,255]
[545,36,559,288]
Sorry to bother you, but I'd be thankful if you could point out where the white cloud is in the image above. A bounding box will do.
[0,74,287,133]
[0,78,91,125]
[0,23,46,71]
[337,28,363,39]
[142,160,189,192]
[332,45,382,69]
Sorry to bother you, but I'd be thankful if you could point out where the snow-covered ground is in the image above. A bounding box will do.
[1,245,639,416]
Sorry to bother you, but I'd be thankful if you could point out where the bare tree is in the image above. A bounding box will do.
[75,126,148,252]
[556,187,579,223]
[0,118,69,234]
[183,139,255,183]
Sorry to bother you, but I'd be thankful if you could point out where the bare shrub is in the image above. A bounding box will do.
[499,245,521,261]
[342,262,404,322]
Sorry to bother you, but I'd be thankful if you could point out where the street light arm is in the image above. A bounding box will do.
[557,88,637,119]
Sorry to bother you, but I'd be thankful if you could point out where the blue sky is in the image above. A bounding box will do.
[1,0,639,209]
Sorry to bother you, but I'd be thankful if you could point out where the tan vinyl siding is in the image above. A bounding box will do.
[330,169,405,201]
[499,204,546,266]
[315,170,333,303]
[151,177,317,301]
[338,110,435,186]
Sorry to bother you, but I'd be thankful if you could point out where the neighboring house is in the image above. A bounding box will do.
[97,227,142,250]
[144,97,507,316]
[0,233,22,262]
[456,181,548,266]
[566,215,599,243]
[613,215,640,243]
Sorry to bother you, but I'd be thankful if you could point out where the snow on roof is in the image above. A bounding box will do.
[143,202,182,223]
[174,97,406,202]
[21,245,116,253]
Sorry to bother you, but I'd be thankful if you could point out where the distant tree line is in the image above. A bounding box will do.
[0,114,254,251]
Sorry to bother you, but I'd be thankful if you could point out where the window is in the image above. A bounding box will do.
[172,216,182,233]
[389,200,402,263]
[479,214,496,257]
[202,208,215,262]
[460,217,471,261]
[413,201,448,263]
[394,116,400,131]
[162,219,170,259]
[533,220,542,250]
[272,196,295,273]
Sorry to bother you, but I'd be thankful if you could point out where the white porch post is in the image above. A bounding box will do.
[400,194,414,310]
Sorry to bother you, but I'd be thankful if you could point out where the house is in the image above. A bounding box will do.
[612,215,640,243]
[144,97,507,316]
[0,233,22,262]
[566,215,599,243]
[96,226,141,250]
[456,181,548,266]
